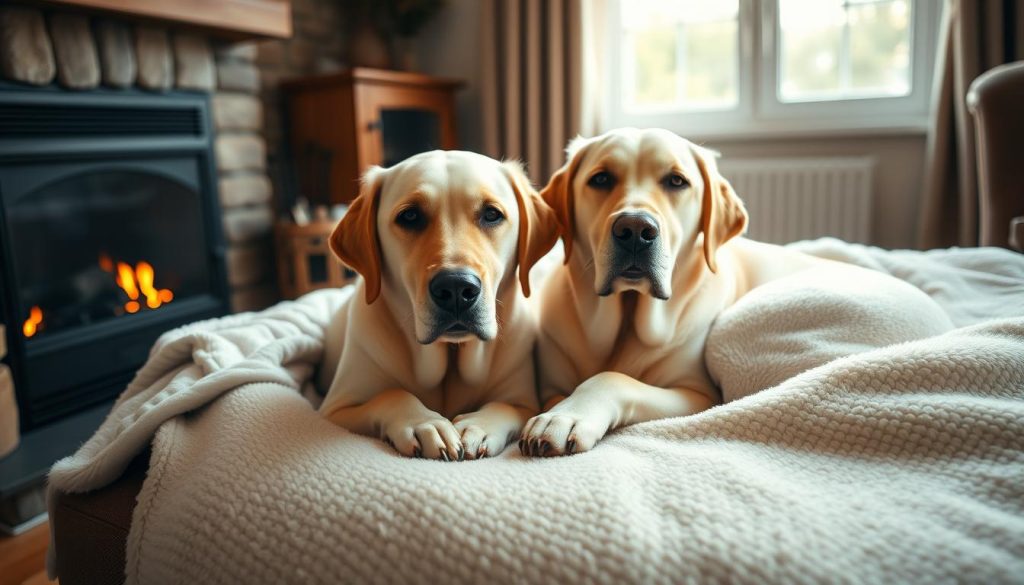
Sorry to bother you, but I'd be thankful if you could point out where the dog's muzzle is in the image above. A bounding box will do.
[600,212,670,299]
[424,269,488,342]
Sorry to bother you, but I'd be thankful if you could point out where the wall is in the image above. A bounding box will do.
[212,42,278,311]
[253,0,347,212]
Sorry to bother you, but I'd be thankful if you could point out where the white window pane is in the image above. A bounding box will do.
[624,27,679,108]
[779,1,843,99]
[849,1,911,93]
[621,0,739,112]
[683,18,739,107]
[778,0,912,102]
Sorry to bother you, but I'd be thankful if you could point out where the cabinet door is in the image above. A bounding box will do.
[354,85,458,169]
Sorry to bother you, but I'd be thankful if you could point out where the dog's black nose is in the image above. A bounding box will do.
[429,270,482,313]
[612,212,660,251]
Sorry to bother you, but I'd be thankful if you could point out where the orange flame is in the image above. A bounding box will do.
[22,306,43,338]
[112,260,173,313]
[98,253,114,273]
[23,258,175,338]
[136,261,161,309]
[115,262,139,301]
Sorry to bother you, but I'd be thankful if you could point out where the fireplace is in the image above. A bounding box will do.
[0,87,229,431]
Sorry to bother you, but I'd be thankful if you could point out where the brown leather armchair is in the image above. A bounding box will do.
[967,61,1024,251]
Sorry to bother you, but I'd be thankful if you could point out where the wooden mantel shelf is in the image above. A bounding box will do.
[24,0,292,40]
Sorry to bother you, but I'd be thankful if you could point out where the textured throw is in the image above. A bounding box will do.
[47,240,1024,584]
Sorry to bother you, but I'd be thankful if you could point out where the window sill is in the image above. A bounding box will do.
[666,117,932,143]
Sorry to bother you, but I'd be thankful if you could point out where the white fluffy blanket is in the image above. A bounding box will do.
[47,240,1024,584]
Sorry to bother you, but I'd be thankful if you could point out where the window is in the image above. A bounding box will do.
[621,0,739,112]
[604,0,939,137]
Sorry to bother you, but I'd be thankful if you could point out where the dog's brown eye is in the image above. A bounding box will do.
[481,206,505,226]
[395,206,426,230]
[587,171,616,190]
[663,173,688,190]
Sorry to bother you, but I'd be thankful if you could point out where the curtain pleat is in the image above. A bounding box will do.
[480,0,499,157]
[502,0,523,161]
[525,0,542,172]
[481,0,586,184]
[546,0,567,177]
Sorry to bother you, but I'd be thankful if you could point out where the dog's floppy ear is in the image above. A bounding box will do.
[330,166,385,303]
[539,136,592,263]
[692,145,748,273]
[502,161,559,297]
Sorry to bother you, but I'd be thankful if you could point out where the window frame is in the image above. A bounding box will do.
[602,0,940,139]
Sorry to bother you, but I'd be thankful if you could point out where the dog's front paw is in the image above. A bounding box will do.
[453,420,512,460]
[518,408,609,457]
[383,416,463,461]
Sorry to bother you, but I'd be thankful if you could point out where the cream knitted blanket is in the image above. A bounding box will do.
[48,241,1024,584]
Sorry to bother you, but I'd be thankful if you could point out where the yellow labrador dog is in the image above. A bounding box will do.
[319,150,559,460]
[521,128,824,456]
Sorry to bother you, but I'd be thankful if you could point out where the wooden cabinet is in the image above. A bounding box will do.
[283,68,463,205]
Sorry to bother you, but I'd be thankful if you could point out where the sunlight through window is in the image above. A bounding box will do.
[620,0,739,113]
[778,0,912,102]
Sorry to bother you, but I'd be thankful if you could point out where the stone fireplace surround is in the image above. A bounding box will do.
[0,4,285,533]
[0,5,278,313]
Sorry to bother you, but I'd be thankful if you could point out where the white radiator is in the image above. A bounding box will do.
[717,157,875,244]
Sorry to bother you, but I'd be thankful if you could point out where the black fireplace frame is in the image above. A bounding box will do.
[0,86,230,430]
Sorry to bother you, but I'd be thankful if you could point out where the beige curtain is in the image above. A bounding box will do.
[918,0,1024,248]
[480,0,603,184]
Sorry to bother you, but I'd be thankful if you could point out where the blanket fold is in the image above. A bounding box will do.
[45,288,350,577]
[45,241,1024,584]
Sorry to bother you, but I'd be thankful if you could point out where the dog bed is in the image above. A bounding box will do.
[47,239,1024,584]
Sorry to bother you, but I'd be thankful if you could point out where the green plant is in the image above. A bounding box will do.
[351,0,445,39]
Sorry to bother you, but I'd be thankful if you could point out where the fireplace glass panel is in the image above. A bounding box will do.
[6,168,209,340]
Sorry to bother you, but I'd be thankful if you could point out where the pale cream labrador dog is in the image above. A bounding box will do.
[319,150,558,460]
[521,128,825,456]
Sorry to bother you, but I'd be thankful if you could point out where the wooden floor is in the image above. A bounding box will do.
[0,522,56,585]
